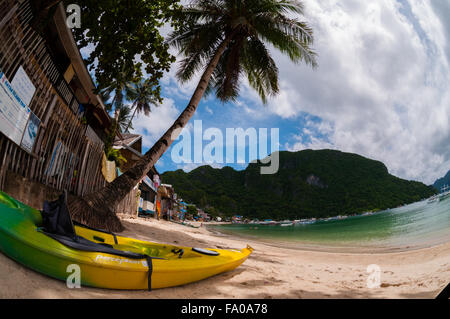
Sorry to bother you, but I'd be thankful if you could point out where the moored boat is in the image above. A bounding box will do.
[0,192,253,290]
[280,223,293,227]
[438,185,450,202]
[439,193,450,201]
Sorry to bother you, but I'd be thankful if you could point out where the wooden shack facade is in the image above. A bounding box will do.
[113,134,162,218]
[0,0,136,215]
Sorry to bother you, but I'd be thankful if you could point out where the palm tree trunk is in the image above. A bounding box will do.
[125,102,138,132]
[69,33,236,231]
[113,99,120,121]
[103,95,120,151]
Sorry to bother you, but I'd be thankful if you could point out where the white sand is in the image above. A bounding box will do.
[0,217,448,298]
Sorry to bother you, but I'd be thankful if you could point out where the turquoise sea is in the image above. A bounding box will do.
[209,196,450,252]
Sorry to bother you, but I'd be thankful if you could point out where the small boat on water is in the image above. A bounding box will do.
[293,219,316,225]
[428,185,450,203]
[259,219,278,225]
[0,192,253,290]
[438,185,450,202]
[428,195,439,204]
[279,220,293,226]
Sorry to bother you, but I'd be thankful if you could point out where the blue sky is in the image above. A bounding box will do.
[133,73,334,174]
[82,0,450,185]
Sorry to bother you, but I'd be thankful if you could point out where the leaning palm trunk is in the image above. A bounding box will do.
[68,34,235,231]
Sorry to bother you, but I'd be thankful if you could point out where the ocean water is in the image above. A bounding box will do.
[210,196,450,252]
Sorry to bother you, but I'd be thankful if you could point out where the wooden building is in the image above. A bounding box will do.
[0,1,133,214]
[159,183,177,220]
[113,133,160,218]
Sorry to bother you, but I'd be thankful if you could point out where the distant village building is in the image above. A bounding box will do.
[113,134,143,172]
[112,134,184,221]
[232,215,243,223]
[197,209,211,222]
[159,183,176,220]
[138,173,159,217]
[176,201,187,221]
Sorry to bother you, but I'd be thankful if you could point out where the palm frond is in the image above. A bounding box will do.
[116,104,133,133]
[252,14,317,67]
[169,0,317,103]
[213,34,245,101]
[241,36,279,103]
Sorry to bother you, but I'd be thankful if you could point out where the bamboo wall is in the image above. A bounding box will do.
[0,0,137,217]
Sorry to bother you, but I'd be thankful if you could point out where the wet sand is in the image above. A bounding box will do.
[207,224,450,254]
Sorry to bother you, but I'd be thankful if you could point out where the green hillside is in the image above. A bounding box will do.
[162,150,437,220]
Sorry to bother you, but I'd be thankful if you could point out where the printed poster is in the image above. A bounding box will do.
[11,66,36,106]
[20,112,40,153]
[0,71,31,145]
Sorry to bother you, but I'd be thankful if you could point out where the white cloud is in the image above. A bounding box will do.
[155,0,449,184]
[270,0,449,184]
[205,106,213,114]
[130,98,180,149]
[177,162,223,173]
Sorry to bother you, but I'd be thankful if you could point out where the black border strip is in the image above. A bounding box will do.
[436,282,450,299]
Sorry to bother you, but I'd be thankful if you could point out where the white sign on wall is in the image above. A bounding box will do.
[143,175,157,192]
[0,71,31,145]
[11,66,36,106]
[0,69,40,153]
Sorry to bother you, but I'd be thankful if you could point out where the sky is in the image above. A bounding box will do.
[121,0,450,185]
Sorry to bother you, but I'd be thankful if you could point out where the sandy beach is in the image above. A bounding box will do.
[0,217,448,299]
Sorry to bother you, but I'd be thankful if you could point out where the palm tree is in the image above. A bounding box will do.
[117,104,135,133]
[100,70,130,122]
[69,0,317,231]
[99,81,131,153]
[125,80,159,132]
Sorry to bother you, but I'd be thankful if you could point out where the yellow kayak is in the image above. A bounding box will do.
[0,191,253,290]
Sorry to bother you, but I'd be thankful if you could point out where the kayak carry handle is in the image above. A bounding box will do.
[171,248,184,258]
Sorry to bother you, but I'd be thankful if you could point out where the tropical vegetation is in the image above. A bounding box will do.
[162,150,437,220]
[125,80,160,132]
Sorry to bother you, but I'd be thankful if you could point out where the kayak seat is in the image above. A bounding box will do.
[40,191,147,259]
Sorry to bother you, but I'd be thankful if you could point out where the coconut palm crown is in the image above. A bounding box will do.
[125,80,159,131]
[168,0,317,103]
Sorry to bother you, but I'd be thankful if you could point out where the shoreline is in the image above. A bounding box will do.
[205,224,450,254]
[0,216,448,298]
